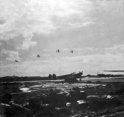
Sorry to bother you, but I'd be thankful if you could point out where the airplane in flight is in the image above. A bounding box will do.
[36,54,40,58]
[70,50,73,53]
[56,49,60,53]
[15,60,19,63]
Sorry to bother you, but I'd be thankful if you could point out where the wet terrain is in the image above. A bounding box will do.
[1,78,124,117]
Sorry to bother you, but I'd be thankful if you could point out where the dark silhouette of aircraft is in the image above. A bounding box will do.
[36,54,40,58]
[56,49,60,53]
[70,50,73,53]
[15,60,19,63]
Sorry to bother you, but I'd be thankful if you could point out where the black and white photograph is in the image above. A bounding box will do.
[0,0,124,116]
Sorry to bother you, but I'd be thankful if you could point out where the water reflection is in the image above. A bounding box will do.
[20,87,30,92]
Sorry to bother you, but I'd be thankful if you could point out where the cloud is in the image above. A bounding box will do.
[67,21,95,28]
[0,42,3,46]
[41,53,51,57]
[21,38,37,50]
[72,45,124,56]
[42,49,50,52]
[1,49,8,54]
[61,48,68,51]
[0,0,93,50]
[0,68,8,77]
[105,44,124,54]
[1,49,20,61]
[1,51,124,76]
[71,47,100,55]
[0,19,5,25]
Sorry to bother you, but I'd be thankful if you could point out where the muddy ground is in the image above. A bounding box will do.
[1,77,124,117]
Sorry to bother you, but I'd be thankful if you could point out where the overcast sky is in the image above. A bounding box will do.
[0,0,124,77]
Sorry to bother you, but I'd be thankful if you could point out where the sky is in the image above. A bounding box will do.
[0,0,124,77]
